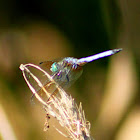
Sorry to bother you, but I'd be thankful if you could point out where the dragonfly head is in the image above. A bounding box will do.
[50,62,59,72]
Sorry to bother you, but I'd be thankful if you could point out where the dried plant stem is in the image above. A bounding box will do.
[20,63,93,140]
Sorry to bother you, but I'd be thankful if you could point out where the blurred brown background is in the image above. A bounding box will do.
[0,0,140,140]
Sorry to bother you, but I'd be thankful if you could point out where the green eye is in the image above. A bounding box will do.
[50,62,58,72]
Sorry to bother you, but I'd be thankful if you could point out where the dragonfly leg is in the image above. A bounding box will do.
[66,74,69,84]
[57,71,62,79]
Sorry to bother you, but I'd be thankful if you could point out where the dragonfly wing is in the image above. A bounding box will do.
[55,64,83,89]
[39,61,54,75]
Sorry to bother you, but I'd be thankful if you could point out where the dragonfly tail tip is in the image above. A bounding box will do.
[113,48,123,54]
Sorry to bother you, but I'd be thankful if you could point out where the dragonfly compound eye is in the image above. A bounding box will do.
[50,62,58,72]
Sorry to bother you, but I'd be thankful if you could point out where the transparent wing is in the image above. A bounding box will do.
[20,63,60,102]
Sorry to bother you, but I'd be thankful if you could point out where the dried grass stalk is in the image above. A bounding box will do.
[19,63,93,140]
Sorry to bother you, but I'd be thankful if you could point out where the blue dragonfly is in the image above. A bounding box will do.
[39,48,122,90]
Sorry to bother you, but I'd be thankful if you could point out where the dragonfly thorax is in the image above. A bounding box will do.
[48,57,83,88]
[50,57,80,73]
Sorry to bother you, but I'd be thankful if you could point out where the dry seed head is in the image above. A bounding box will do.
[19,63,93,140]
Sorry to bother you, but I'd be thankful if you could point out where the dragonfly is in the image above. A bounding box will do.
[39,48,122,90]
